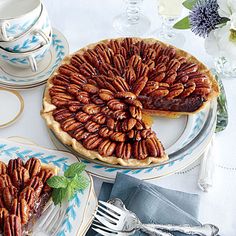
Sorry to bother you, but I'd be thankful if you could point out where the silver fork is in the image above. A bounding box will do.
[94,200,173,236]
[32,201,66,236]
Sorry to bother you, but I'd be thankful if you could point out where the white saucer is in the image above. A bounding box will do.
[0,89,24,128]
[0,28,69,89]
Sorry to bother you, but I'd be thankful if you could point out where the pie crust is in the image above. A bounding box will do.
[42,38,219,167]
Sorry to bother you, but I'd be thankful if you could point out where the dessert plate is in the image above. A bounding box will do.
[0,88,24,128]
[0,28,69,89]
[49,100,217,182]
[0,138,96,236]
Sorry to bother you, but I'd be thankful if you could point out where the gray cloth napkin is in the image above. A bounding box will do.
[87,173,201,236]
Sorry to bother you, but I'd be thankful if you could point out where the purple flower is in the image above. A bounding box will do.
[189,0,222,38]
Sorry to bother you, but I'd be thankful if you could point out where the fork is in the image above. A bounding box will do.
[32,201,66,236]
[94,200,173,236]
[94,200,219,236]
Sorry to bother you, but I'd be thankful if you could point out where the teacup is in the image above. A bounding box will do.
[0,0,42,41]
[0,4,52,53]
[0,37,51,72]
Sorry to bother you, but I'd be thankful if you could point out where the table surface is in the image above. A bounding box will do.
[1,0,236,235]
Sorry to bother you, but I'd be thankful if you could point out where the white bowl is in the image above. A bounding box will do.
[0,0,42,41]
[0,38,51,72]
[0,4,52,53]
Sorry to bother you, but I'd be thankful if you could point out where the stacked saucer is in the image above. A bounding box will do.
[0,0,69,89]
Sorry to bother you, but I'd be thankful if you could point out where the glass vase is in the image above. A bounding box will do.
[214,56,236,79]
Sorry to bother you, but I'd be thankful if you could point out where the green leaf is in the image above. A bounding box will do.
[64,162,86,178]
[47,176,69,188]
[52,188,67,205]
[173,16,191,29]
[67,175,89,200]
[182,0,197,10]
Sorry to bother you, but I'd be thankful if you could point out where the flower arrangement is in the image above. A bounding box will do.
[174,0,236,68]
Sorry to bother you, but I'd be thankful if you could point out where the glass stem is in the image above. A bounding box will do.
[161,16,176,38]
[126,0,142,25]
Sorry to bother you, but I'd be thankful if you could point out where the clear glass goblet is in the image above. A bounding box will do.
[113,0,151,36]
[155,0,185,47]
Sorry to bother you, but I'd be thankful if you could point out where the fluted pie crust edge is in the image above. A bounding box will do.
[42,38,219,167]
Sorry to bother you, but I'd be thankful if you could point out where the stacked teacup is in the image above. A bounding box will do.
[0,0,52,72]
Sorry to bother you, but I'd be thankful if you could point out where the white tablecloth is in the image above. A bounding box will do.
[1,0,236,235]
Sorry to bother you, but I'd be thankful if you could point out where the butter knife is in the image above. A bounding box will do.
[198,72,228,192]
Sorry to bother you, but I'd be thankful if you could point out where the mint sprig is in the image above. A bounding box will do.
[47,162,88,205]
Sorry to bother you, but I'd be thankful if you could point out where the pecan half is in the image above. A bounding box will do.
[116,143,131,159]
[98,139,116,156]
[73,126,89,141]
[115,91,136,100]
[113,54,126,74]
[132,140,148,160]
[132,76,148,96]
[180,81,196,98]
[80,62,96,77]
[107,118,116,130]
[83,134,103,150]
[2,186,18,210]
[112,76,130,92]
[91,94,105,105]
[121,118,137,132]
[110,132,126,142]
[124,67,136,85]
[146,137,164,157]
[136,63,149,78]
[82,104,101,115]
[38,169,54,185]
[82,83,99,94]
[59,64,80,76]
[12,167,29,190]
[92,113,107,124]
[99,127,114,138]
[0,175,12,190]
[61,118,81,132]
[27,176,43,197]
[70,74,87,86]
[98,89,114,101]
[76,91,90,104]
[129,106,142,120]
[113,110,128,120]
[84,121,100,133]
[11,198,29,225]
[107,99,127,111]
[0,161,7,175]
[19,187,35,209]
[141,81,159,95]
[24,158,41,177]
[66,84,81,96]
[75,111,91,123]
[0,208,8,226]
[8,158,23,177]
[53,109,73,123]
[166,83,184,99]
[4,214,22,236]
[128,55,142,69]
[101,106,113,116]
[124,99,143,109]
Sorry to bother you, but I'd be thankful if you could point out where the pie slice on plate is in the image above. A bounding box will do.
[42,37,219,167]
[0,158,58,236]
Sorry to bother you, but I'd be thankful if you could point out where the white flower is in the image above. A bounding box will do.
[217,0,236,18]
[205,21,236,61]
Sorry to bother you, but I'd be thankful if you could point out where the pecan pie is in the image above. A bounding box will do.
[0,158,58,236]
[42,38,219,167]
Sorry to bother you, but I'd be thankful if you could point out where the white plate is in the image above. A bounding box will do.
[0,138,96,236]
[0,27,69,88]
[0,89,24,128]
[49,101,217,182]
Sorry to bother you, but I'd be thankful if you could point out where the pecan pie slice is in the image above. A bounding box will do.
[42,38,219,167]
[0,158,58,236]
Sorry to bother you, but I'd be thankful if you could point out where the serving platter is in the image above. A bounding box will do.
[0,138,96,236]
[48,100,217,182]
